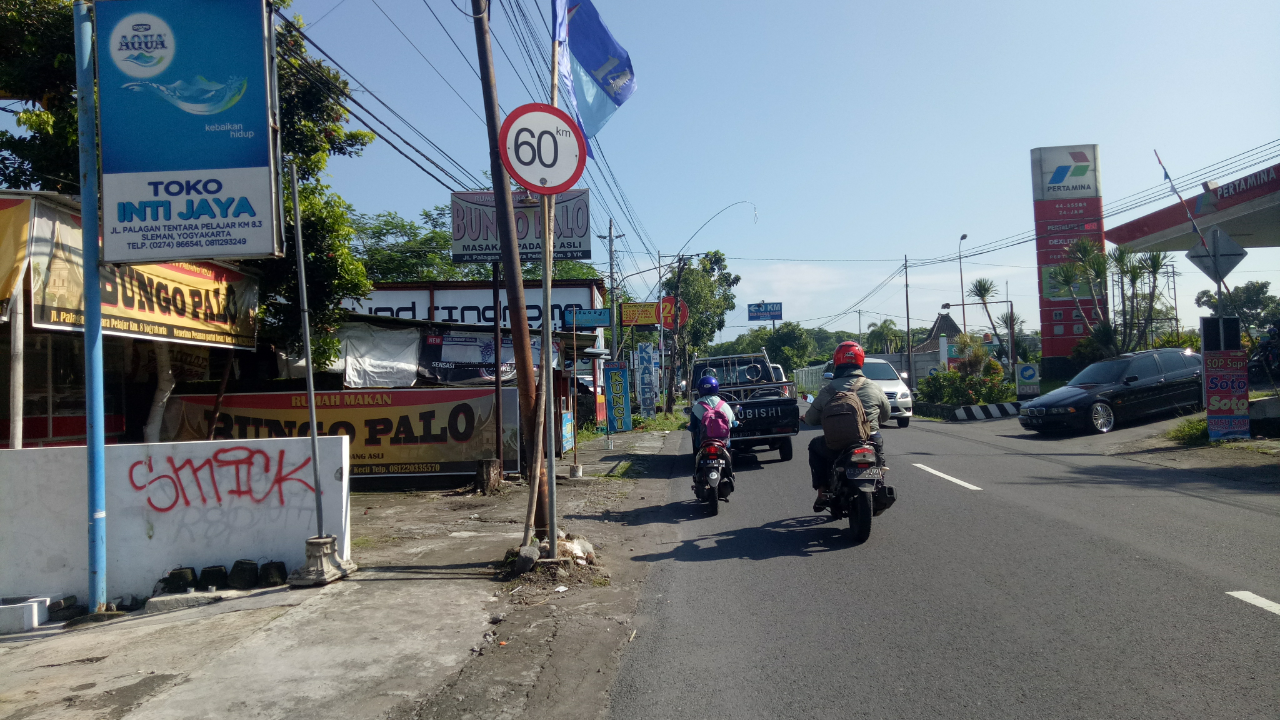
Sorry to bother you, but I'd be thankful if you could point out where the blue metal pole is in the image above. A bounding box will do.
[73,0,107,612]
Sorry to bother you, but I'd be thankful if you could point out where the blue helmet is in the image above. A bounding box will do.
[696,375,720,397]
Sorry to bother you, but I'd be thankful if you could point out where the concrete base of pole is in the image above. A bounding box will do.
[568,464,583,479]
[287,536,356,587]
[475,459,503,495]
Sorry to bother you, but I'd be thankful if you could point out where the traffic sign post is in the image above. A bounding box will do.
[499,102,587,556]
[1186,225,1247,287]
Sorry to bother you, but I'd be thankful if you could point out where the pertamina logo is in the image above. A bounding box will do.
[1046,151,1093,192]
[108,13,175,79]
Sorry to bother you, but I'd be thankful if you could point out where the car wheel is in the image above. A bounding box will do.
[778,437,794,461]
[896,417,910,428]
[1090,401,1115,433]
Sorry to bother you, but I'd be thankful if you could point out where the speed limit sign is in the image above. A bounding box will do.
[498,103,587,195]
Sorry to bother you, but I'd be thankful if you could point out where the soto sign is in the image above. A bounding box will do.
[96,0,281,263]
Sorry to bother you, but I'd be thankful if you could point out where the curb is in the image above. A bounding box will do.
[953,402,1021,421]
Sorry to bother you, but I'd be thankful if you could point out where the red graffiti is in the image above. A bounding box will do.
[128,447,316,513]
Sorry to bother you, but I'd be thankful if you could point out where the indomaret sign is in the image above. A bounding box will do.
[1030,145,1108,375]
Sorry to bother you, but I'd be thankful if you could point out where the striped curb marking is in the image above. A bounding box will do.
[953,402,1021,421]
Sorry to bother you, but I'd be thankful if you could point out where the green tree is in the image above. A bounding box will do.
[0,4,376,368]
[764,321,814,373]
[661,251,740,356]
[1195,280,1280,329]
[865,319,901,353]
[966,278,1006,357]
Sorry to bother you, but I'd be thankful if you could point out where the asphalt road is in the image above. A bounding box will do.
[609,413,1280,719]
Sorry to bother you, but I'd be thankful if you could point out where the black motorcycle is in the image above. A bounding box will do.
[693,438,733,515]
[825,441,895,542]
[1248,343,1280,385]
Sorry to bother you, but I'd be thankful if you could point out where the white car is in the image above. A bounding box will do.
[825,358,913,428]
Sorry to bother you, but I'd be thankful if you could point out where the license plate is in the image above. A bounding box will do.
[846,466,881,480]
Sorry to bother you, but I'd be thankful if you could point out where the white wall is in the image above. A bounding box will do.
[343,287,598,330]
[0,436,349,602]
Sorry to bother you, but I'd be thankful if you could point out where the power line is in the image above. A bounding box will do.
[420,0,483,81]
[366,0,488,123]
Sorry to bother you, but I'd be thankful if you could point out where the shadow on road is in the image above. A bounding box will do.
[629,514,860,563]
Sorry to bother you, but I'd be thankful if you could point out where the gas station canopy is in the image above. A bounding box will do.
[1107,162,1280,252]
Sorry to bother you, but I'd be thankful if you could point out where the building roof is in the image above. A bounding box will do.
[912,313,964,352]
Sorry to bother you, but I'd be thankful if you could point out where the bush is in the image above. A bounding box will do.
[1166,417,1208,445]
[917,371,1014,406]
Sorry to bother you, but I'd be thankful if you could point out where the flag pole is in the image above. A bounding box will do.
[543,30,561,556]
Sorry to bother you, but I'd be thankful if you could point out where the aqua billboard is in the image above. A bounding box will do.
[96,0,281,263]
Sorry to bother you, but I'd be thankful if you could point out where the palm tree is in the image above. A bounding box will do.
[966,278,1007,359]
[1107,246,1133,348]
[1134,252,1172,349]
[996,309,1023,364]
[1047,263,1094,332]
[1123,263,1145,352]
[1068,239,1108,325]
[866,319,900,353]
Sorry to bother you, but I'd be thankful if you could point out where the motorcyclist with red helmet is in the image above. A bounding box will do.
[802,341,891,512]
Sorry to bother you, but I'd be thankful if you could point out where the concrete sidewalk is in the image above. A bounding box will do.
[0,430,680,720]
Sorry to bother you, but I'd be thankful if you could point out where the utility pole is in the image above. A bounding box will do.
[492,262,503,470]
[857,309,863,344]
[904,256,913,390]
[471,0,540,529]
[598,219,623,360]
[73,0,107,612]
[664,256,686,413]
[957,233,968,334]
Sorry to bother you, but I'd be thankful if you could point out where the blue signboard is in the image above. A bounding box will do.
[565,307,612,328]
[96,0,280,263]
[561,411,575,453]
[748,302,783,321]
[637,343,656,418]
[604,361,632,432]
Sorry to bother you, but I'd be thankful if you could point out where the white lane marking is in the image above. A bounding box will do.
[912,463,982,491]
[1227,591,1280,617]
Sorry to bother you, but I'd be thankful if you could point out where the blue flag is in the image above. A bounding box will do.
[552,0,636,148]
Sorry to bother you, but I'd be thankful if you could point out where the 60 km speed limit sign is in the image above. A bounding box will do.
[498,103,587,195]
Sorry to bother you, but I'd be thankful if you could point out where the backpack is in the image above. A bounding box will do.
[820,378,872,451]
[700,398,732,439]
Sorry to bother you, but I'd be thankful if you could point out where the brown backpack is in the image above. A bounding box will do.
[820,378,873,451]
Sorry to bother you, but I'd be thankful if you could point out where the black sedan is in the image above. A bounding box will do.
[1019,348,1202,433]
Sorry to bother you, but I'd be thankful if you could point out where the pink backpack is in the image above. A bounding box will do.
[700,398,732,439]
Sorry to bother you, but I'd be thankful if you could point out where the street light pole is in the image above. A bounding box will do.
[957,233,968,334]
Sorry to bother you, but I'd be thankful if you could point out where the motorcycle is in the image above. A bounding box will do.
[693,438,733,515]
[825,440,896,542]
[1248,343,1280,385]
[688,403,742,516]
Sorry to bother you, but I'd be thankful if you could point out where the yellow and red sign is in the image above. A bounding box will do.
[620,301,660,327]
[164,388,519,476]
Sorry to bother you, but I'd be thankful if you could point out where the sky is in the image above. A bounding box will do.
[7,0,1280,344]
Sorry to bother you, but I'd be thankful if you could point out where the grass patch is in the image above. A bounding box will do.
[351,536,381,549]
[633,411,687,432]
[1167,417,1209,446]
[603,460,633,478]
[591,576,611,587]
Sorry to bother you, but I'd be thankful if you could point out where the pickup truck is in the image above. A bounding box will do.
[690,351,800,461]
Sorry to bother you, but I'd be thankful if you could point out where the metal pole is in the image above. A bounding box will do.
[492,262,503,470]
[543,194,557,554]
[608,219,616,359]
[664,257,686,413]
[470,0,538,503]
[571,316,578,467]
[958,233,968,334]
[289,165,325,538]
[73,0,107,612]
[904,256,913,390]
[9,255,24,449]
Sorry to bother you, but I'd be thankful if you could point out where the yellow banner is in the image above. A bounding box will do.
[27,202,258,348]
[0,198,31,317]
[621,302,660,326]
[163,388,519,476]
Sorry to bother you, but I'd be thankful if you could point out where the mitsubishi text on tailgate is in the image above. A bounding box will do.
[692,350,799,462]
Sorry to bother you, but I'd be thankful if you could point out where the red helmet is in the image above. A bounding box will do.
[833,341,865,368]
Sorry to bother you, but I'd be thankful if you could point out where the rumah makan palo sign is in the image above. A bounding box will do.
[1030,145,1108,365]
[96,0,282,263]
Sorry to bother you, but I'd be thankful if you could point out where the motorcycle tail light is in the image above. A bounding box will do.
[853,447,873,455]
[706,446,718,458]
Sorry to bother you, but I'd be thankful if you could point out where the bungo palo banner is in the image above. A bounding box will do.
[1030,145,1108,369]
[450,189,590,263]
[163,388,520,476]
[96,0,281,263]
[26,197,259,347]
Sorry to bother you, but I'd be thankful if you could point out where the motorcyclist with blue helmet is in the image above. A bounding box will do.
[689,374,739,477]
